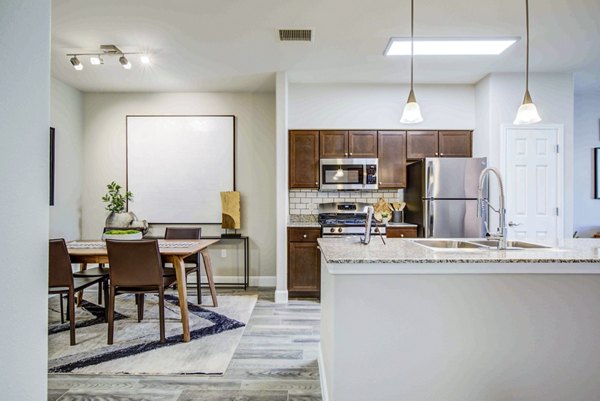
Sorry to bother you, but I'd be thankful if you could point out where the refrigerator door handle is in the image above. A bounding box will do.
[426,161,433,198]
[428,200,434,237]
[424,199,434,238]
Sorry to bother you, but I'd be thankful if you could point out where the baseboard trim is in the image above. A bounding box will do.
[274,289,288,304]
[318,342,329,401]
[185,275,276,287]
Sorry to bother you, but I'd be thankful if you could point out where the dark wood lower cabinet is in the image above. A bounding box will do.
[386,226,418,238]
[288,227,321,298]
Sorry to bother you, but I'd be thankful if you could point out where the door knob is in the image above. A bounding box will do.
[508,221,522,227]
[303,234,308,238]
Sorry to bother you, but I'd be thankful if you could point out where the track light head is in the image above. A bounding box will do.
[119,55,132,69]
[90,55,103,65]
[70,56,83,71]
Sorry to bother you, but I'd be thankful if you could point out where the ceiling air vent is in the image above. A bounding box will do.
[278,28,313,42]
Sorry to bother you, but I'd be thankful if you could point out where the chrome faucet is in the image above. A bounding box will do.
[477,167,507,250]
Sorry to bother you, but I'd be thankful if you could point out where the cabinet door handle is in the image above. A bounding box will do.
[440,152,444,156]
[379,181,382,185]
[400,234,404,238]
[315,181,318,185]
[344,152,348,156]
[303,234,307,238]
[435,152,439,156]
[349,152,353,156]
[317,246,320,250]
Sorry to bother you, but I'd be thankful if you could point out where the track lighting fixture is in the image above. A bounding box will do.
[90,55,103,65]
[66,44,150,71]
[70,56,83,71]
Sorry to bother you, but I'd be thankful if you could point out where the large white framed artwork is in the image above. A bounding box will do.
[126,115,235,223]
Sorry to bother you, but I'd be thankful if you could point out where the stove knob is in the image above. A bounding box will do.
[330,228,335,233]
[337,228,343,233]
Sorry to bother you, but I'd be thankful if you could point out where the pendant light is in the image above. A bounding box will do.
[400,0,423,124]
[514,0,541,125]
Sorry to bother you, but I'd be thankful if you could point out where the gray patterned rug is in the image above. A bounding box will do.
[48,292,256,375]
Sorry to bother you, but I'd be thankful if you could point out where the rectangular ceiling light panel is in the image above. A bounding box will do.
[384,37,519,56]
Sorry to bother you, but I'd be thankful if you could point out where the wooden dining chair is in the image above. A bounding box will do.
[106,239,177,344]
[49,239,109,346]
[163,227,202,304]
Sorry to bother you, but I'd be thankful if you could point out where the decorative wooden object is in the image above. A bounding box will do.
[220,191,241,229]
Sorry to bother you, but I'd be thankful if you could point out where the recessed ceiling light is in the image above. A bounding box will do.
[140,55,150,64]
[384,37,519,56]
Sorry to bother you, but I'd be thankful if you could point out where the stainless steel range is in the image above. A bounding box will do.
[318,202,385,237]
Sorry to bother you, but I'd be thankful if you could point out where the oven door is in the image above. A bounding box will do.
[320,158,377,190]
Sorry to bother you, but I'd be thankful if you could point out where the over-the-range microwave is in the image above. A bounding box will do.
[319,158,378,191]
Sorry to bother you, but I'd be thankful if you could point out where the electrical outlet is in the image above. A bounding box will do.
[221,249,227,258]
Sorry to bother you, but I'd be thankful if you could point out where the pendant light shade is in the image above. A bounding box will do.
[400,0,423,124]
[514,0,541,125]
[400,89,424,123]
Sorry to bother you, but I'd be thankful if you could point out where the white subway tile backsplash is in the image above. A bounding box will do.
[289,189,401,217]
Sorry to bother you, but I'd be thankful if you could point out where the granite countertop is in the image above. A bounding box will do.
[317,237,600,266]
[287,222,321,228]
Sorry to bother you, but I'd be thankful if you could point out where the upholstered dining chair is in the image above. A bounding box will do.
[105,239,177,344]
[163,227,202,304]
[49,238,109,346]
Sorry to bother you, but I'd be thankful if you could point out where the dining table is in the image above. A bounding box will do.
[67,239,220,342]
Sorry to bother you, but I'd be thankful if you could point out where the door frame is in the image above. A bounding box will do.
[499,124,565,240]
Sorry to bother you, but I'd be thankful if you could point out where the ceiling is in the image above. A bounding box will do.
[51,0,600,93]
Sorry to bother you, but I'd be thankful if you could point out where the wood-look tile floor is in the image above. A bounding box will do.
[48,288,322,401]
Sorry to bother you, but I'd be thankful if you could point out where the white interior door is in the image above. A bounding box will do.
[504,126,563,241]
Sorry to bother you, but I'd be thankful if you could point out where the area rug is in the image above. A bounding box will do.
[48,292,257,375]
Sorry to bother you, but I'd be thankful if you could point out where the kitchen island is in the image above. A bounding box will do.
[317,237,600,401]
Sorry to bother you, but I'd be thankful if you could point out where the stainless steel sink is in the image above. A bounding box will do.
[410,239,551,251]
[411,240,487,250]
[467,239,550,249]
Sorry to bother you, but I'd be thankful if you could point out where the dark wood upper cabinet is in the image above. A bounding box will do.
[320,131,348,158]
[289,130,319,189]
[438,131,472,157]
[320,130,378,158]
[406,131,439,159]
[377,131,407,188]
[406,130,472,159]
[348,131,378,158]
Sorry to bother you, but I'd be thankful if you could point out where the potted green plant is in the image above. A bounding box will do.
[102,181,137,228]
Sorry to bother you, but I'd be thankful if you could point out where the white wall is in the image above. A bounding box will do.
[475,73,575,236]
[82,92,276,281]
[0,0,50,399]
[289,83,475,129]
[574,92,600,237]
[50,78,84,240]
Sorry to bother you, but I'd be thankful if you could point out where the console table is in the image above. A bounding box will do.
[202,236,249,290]
[145,234,249,290]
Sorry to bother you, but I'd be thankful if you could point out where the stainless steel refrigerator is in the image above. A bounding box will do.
[405,157,487,238]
